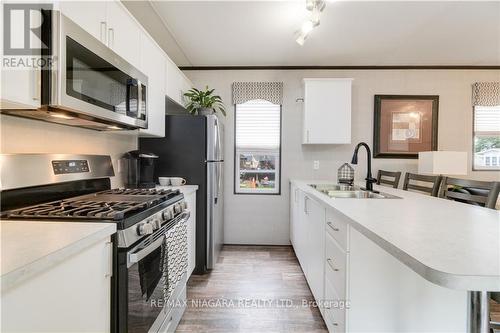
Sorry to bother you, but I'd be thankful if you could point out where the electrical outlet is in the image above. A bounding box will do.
[313,160,320,170]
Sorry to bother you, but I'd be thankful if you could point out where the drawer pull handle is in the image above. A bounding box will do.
[327,258,339,271]
[333,322,339,326]
[327,222,339,232]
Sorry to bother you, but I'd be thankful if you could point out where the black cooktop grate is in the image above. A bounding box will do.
[2,188,181,221]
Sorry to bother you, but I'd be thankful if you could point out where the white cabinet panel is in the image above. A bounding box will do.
[185,191,197,277]
[59,1,107,43]
[290,183,300,248]
[105,1,141,68]
[165,57,181,105]
[165,57,192,107]
[60,1,141,68]
[139,34,165,137]
[2,238,112,332]
[303,78,352,144]
[0,4,41,109]
[304,195,326,301]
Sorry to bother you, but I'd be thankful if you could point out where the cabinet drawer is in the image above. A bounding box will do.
[326,208,349,251]
[324,276,346,333]
[325,232,347,298]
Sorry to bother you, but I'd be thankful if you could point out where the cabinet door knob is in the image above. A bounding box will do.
[327,222,340,232]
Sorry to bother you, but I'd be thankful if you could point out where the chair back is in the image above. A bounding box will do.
[439,177,500,209]
[376,170,402,189]
[403,173,442,197]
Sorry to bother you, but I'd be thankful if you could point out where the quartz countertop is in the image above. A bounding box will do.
[156,184,199,195]
[0,221,116,290]
[291,179,500,291]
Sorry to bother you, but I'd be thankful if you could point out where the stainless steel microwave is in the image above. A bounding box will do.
[1,11,148,131]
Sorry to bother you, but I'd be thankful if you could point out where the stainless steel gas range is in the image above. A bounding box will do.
[0,154,188,333]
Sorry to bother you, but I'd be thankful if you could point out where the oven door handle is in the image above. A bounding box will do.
[128,211,190,266]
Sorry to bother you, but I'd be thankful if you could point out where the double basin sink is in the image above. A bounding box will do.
[308,184,401,199]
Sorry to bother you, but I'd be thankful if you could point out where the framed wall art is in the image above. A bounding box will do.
[373,95,439,159]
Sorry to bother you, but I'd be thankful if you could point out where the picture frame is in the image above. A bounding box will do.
[373,95,439,159]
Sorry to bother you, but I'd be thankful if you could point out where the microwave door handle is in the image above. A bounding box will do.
[137,80,144,120]
[127,211,190,267]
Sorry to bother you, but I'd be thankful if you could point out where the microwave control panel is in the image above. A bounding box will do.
[52,160,90,174]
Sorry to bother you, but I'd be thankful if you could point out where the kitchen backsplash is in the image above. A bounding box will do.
[0,115,138,188]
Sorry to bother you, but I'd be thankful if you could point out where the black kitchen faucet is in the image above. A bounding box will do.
[351,142,378,192]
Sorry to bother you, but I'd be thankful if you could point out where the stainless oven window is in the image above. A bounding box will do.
[65,37,145,120]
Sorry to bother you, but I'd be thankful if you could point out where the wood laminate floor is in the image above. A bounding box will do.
[176,245,327,333]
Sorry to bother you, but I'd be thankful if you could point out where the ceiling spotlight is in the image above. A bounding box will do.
[296,33,307,46]
[295,0,326,46]
[301,20,314,35]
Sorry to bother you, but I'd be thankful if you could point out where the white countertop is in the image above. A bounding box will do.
[0,221,116,291]
[156,184,198,195]
[291,179,500,291]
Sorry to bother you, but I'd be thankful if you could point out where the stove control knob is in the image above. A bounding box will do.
[174,203,182,214]
[152,218,162,230]
[180,201,187,210]
[137,222,154,235]
[162,208,173,221]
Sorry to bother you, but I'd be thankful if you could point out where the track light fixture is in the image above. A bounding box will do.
[295,0,326,46]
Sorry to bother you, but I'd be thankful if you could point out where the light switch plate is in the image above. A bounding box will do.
[313,160,320,170]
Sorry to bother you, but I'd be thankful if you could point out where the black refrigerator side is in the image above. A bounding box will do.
[139,114,209,274]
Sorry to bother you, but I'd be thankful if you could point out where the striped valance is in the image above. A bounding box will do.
[232,82,283,105]
[472,82,500,106]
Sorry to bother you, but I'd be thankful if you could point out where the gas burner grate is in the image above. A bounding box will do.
[2,188,182,221]
[101,188,174,196]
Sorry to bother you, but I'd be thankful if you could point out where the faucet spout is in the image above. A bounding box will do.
[350,142,377,192]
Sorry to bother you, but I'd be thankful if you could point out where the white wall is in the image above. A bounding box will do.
[0,115,137,187]
[185,69,500,245]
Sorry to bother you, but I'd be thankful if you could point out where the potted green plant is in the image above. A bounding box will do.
[184,86,226,116]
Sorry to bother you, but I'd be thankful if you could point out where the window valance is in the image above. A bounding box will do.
[472,82,500,106]
[232,82,283,105]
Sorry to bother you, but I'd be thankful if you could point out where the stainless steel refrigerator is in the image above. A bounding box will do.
[139,114,224,273]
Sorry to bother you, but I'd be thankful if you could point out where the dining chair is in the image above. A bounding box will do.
[376,170,402,189]
[439,177,500,209]
[402,173,442,197]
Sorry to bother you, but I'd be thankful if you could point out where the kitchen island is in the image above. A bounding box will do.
[290,179,500,333]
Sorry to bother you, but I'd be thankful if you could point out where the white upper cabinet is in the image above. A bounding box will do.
[59,0,141,68]
[302,78,352,144]
[58,1,106,43]
[105,1,141,68]
[0,4,41,109]
[139,34,166,137]
[165,57,192,107]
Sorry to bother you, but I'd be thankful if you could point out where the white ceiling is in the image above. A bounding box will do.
[147,1,500,67]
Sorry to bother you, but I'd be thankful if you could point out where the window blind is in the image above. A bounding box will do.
[474,106,500,135]
[236,100,281,150]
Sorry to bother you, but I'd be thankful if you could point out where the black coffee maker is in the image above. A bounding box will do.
[123,150,159,188]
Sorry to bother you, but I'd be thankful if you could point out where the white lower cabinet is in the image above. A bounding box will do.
[1,237,113,332]
[291,190,326,301]
[290,184,468,332]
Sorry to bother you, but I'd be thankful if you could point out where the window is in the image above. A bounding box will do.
[473,106,500,170]
[235,100,281,194]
